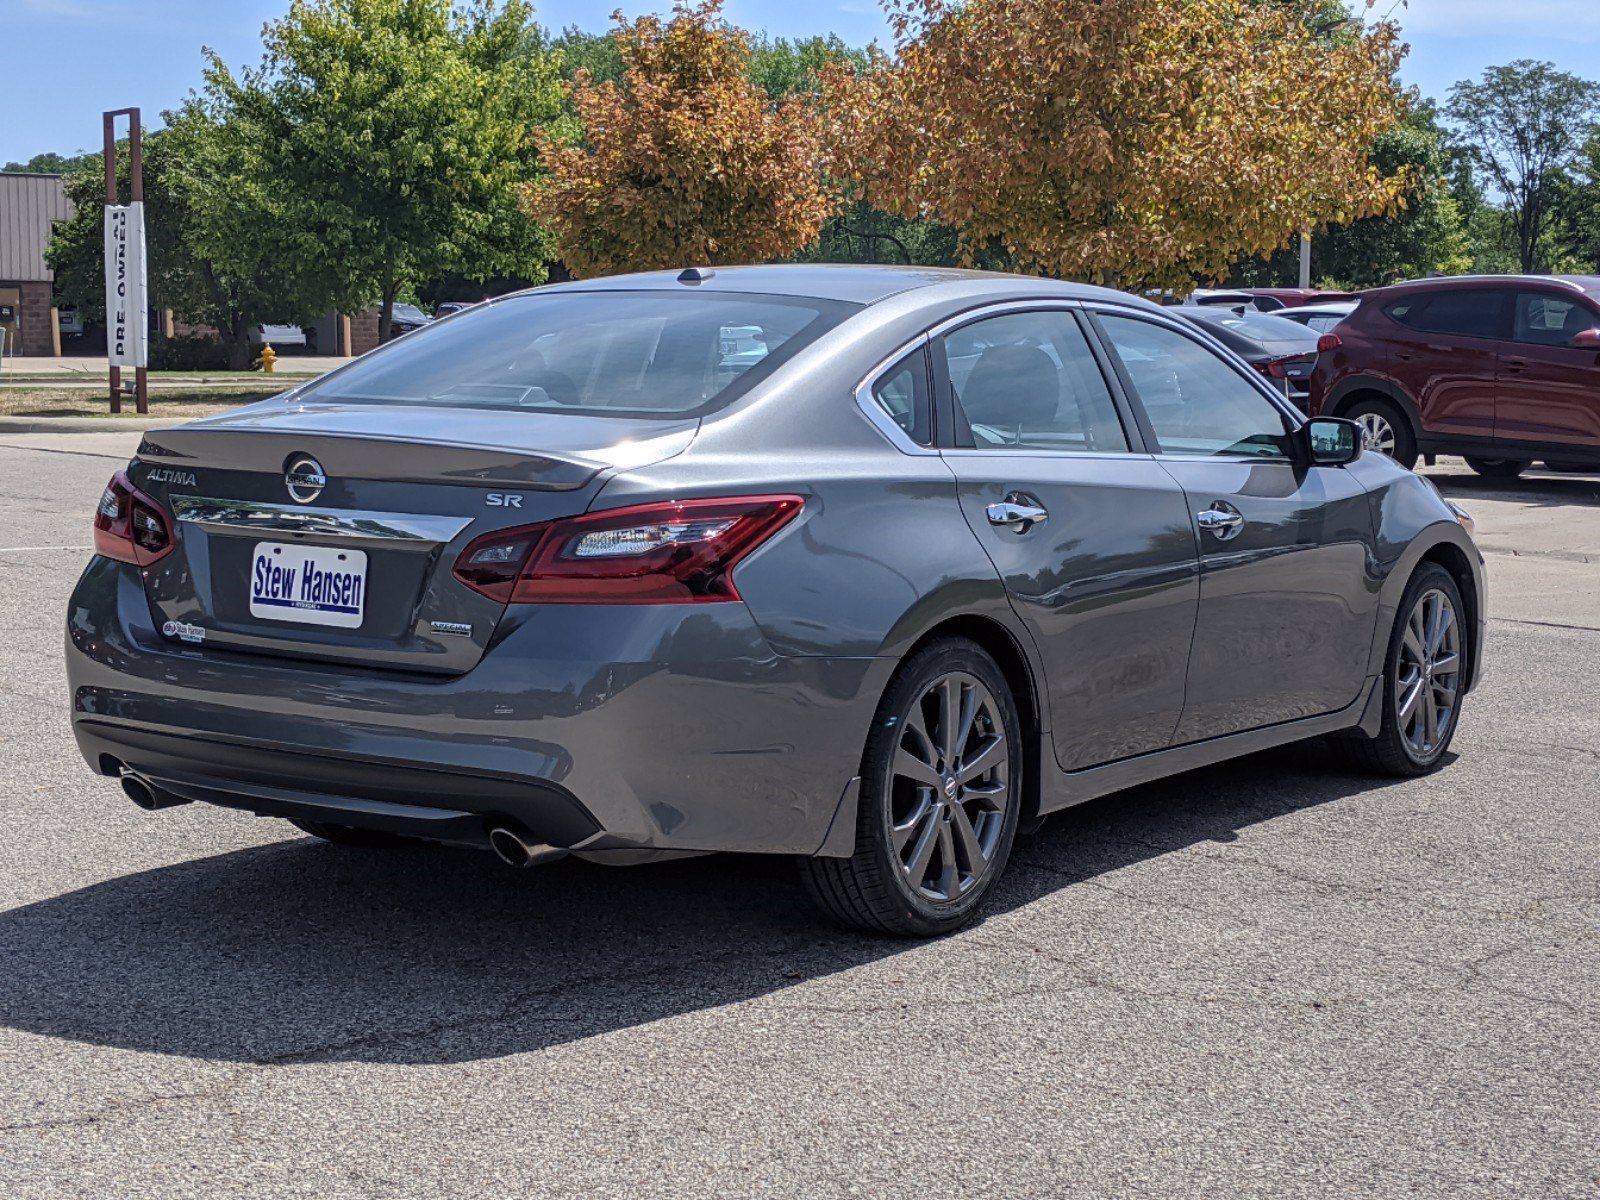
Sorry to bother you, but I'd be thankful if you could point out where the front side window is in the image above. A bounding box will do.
[1098,314,1291,459]
[869,347,931,445]
[299,291,857,418]
[1513,292,1600,346]
[940,310,1128,452]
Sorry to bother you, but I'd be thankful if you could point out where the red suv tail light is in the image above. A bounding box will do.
[453,495,804,604]
[93,471,175,566]
[1317,333,1343,353]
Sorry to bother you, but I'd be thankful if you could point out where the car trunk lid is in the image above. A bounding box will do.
[126,402,697,674]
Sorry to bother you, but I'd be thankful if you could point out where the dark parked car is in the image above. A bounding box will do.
[1172,307,1324,408]
[1309,275,1600,476]
[68,266,1483,936]
[388,303,433,337]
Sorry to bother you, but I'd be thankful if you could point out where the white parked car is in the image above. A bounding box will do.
[249,324,308,347]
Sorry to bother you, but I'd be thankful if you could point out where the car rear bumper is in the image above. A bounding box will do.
[66,558,889,858]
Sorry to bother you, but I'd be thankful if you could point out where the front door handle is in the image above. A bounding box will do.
[986,496,1049,533]
[1196,503,1245,541]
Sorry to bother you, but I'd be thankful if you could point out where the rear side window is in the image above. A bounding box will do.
[1513,292,1600,346]
[869,347,932,446]
[941,309,1129,452]
[299,291,858,418]
[1385,290,1510,340]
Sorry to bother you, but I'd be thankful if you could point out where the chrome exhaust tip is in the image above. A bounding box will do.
[487,826,567,869]
[120,773,191,811]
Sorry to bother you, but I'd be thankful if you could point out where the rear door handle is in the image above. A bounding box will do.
[1196,503,1244,540]
[986,496,1049,533]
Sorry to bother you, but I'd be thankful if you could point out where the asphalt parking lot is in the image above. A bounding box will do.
[0,430,1595,1199]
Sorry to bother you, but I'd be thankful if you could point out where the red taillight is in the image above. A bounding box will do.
[1254,354,1312,380]
[93,471,174,566]
[1317,333,1343,353]
[453,495,804,605]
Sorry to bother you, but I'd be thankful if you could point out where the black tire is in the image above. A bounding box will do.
[289,819,417,848]
[1343,396,1418,469]
[1338,562,1467,778]
[800,637,1023,937]
[1544,460,1594,474]
[1463,456,1530,479]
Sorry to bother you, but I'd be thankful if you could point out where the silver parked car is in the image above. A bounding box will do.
[67,266,1484,936]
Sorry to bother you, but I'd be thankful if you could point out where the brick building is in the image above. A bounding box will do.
[0,172,72,357]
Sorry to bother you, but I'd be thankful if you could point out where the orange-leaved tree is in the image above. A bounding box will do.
[523,2,832,276]
[825,0,1411,289]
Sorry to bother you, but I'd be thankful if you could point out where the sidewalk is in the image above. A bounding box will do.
[0,355,342,379]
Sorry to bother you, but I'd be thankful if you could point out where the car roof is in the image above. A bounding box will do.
[527,264,1147,308]
[1381,274,1600,300]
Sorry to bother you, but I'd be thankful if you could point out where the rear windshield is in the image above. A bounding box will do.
[299,290,858,418]
[1190,312,1321,352]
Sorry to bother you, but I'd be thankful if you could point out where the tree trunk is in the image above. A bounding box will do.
[220,316,252,371]
[378,278,400,344]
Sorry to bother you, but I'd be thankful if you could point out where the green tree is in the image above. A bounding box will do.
[1446,60,1600,273]
[215,0,564,341]
[1553,131,1600,272]
[45,114,327,369]
[2,150,98,174]
[1229,100,1471,289]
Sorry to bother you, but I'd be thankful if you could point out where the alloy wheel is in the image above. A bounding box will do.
[1395,587,1461,759]
[887,672,1010,902]
[1356,411,1397,456]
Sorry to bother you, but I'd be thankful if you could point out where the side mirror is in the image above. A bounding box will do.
[1303,416,1362,466]
[1573,328,1600,348]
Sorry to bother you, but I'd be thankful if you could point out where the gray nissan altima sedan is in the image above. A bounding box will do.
[66,265,1485,936]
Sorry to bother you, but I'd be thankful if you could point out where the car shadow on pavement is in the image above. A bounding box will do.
[1425,470,1600,508]
[0,740,1412,1067]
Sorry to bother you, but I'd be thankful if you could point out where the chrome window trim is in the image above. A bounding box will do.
[853,335,939,457]
[170,497,473,547]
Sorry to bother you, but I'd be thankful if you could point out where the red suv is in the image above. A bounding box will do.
[1307,275,1600,477]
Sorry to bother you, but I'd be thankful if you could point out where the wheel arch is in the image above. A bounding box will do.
[1417,540,1483,693]
[1326,376,1422,435]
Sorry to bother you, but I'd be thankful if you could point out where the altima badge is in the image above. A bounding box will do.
[284,455,327,504]
[430,620,473,637]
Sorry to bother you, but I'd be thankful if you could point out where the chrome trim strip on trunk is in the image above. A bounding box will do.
[170,497,473,546]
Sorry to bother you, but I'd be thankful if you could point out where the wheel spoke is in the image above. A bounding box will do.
[935,818,959,897]
[1430,604,1455,656]
[952,685,979,763]
[949,803,988,877]
[961,779,1009,812]
[901,809,940,884]
[1423,686,1439,748]
[1431,652,1459,676]
[891,795,932,853]
[894,746,943,790]
[1397,674,1424,723]
[956,733,1005,784]
[937,677,961,763]
[1403,622,1425,667]
[901,706,937,766]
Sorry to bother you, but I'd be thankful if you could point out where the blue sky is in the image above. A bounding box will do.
[6,0,1600,167]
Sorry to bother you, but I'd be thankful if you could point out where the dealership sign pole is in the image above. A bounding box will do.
[103,108,149,415]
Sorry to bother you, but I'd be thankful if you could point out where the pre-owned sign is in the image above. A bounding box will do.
[104,203,148,368]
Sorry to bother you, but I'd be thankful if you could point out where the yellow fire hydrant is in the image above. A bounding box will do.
[258,343,277,373]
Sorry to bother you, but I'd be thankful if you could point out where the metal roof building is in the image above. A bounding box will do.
[1,172,74,356]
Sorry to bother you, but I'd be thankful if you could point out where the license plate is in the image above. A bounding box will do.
[249,542,367,628]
